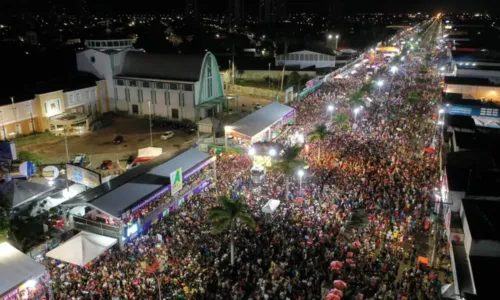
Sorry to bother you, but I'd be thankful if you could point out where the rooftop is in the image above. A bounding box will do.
[452,50,500,63]
[229,102,295,137]
[0,242,46,297]
[445,114,476,131]
[466,169,500,197]
[116,51,207,82]
[468,256,500,299]
[444,76,496,86]
[0,72,99,106]
[462,198,500,240]
[64,148,213,219]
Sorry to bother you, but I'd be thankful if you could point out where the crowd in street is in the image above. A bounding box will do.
[47,31,448,300]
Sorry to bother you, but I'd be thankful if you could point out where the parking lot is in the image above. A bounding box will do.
[17,117,196,171]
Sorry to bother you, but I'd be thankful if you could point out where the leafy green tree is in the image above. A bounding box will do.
[308,124,331,160]
[349,91,364,107]
[332,113,350,131]
[0,196,11,243]
[407,91,422,104]
[286,71,301,88]
[208,196,257,266]
[360,83,373,94]
[272,145,305,199]
[17,151,43,166]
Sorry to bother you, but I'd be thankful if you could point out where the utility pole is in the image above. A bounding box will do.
[231,44,236,85]
[64,127,70,192]
[268,63,271,88]
[148,100,153,147]
[27,103,38,144]
[280,40,288,92]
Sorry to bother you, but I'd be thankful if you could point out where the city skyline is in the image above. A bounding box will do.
[2,0,498,16]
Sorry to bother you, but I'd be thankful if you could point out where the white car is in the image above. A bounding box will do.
[160,131,174,140]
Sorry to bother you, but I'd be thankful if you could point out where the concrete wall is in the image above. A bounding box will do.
[221,70,316,83]
[226,84,285,100]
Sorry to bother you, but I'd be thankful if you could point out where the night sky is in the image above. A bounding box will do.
[3,0,498,15]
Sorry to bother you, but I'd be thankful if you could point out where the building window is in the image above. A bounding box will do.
[116,79,124,86]
[151,90,156,104]
[184,84,193,91]
[171,108,179,119]
[170,83,178,90]
[132,104,139,115]
[138,89,142,103]
[165,91,170,106]
[142,81,150,88]
[125,89,130,102]
[29,120,34,132]
[15,124,22,135]
[129,80,137,87]
[77,93,81,102]
[85,91,90,100]
[156,82,164,89]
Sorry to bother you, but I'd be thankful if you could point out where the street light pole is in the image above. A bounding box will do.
[148,100,153,147]
[268,63,271,88]
[64,127,70,192]
[297,169,304,193]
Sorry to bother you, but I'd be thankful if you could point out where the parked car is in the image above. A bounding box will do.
[113,135,124,144]
[160,131,175,140]
[99,160,113,170]
[70,154,87,167]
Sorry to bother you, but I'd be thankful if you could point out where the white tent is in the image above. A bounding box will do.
[138,147,162,158]
[261,199,280,214]
[46,231,117,266]
[0,242,46,297]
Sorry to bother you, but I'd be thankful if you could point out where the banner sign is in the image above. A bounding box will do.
[170,168,183,195]
[447,104,500,118]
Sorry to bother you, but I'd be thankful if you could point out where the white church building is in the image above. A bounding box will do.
[76,37,225,121]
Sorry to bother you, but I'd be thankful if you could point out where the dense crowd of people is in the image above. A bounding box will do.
[46,30,449,300]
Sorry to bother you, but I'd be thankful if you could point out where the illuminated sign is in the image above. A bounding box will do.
[66,164,101,188]
[170,167,183,195]
[127,223,138,237]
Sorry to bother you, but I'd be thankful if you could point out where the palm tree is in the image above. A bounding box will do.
[348,91,364,107]
[208,196,257,266]
[407,91,422,104]
[308,124,331,160]
[272,145,304,200]
[332,113,350,131]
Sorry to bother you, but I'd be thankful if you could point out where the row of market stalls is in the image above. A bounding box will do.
[224,102,295,147]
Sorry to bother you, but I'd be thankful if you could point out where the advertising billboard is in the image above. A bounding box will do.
[170,167,183,195]
[0,141,17,160]
[66,164,101,188]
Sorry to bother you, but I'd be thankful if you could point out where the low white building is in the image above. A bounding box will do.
[275,50,353,69]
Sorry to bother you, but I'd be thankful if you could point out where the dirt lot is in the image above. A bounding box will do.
[18,117,196,169]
